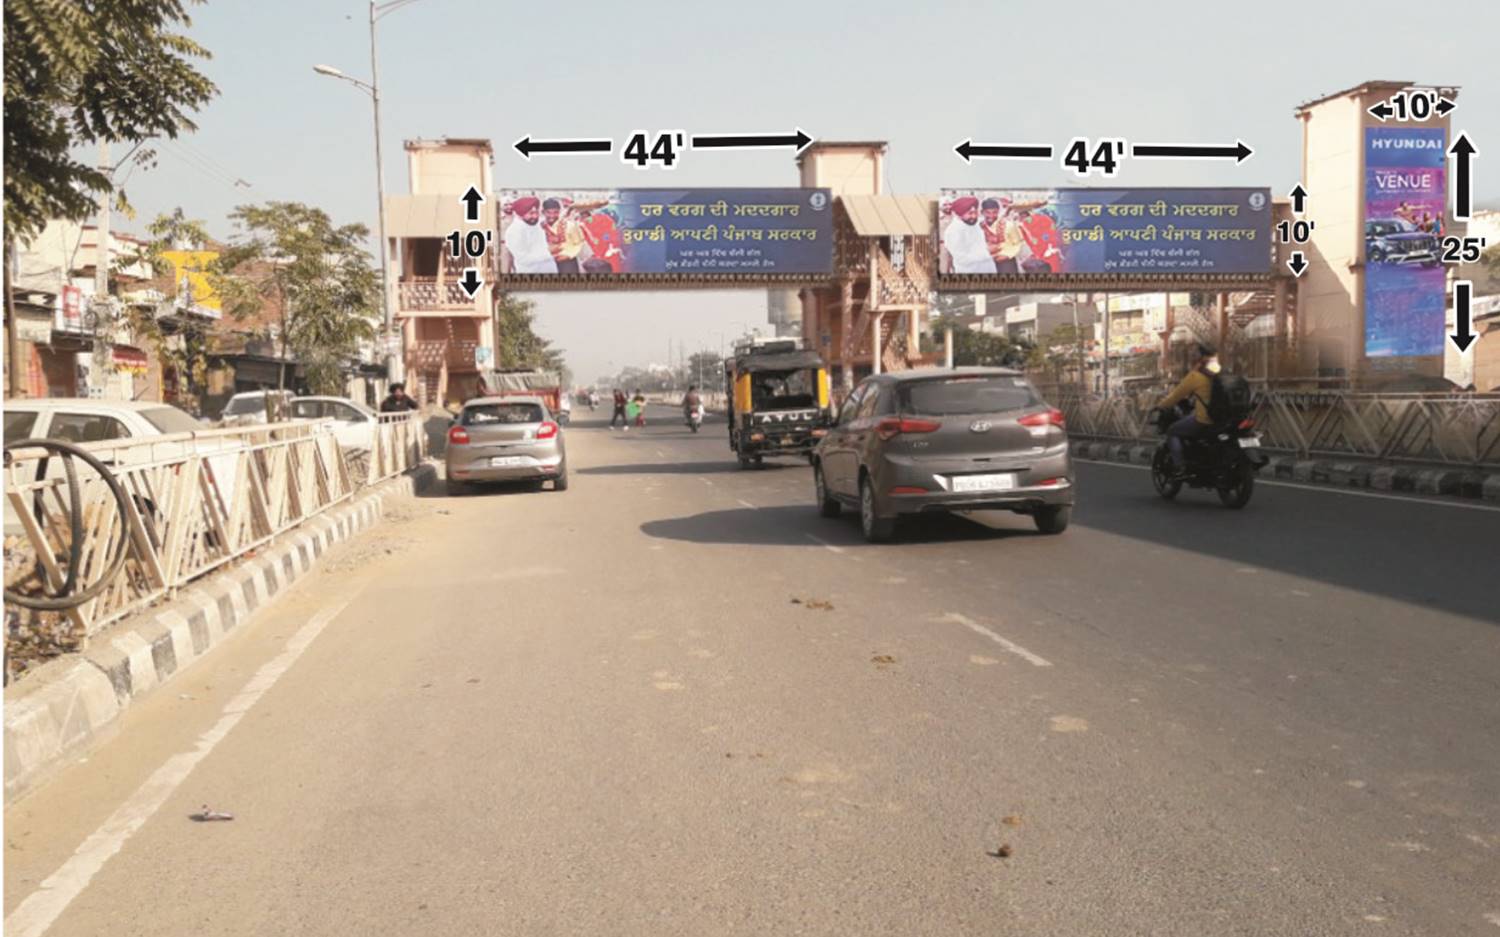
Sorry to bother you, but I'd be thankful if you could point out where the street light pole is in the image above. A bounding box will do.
[314,0,427,387]
[367,0,399,384]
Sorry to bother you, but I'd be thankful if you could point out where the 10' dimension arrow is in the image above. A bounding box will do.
[954,140,1053,163]
[513,136,613,160]
[1130,140,1254,163]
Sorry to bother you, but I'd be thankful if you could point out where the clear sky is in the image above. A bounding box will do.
[117,0,1500,383]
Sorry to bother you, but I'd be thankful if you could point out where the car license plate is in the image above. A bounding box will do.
[780,437,797,446]
[1238,436,1261,448]
[490,456,528,467]
[951,473,1016,492]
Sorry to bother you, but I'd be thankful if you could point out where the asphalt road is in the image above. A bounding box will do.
[7,405,1499,936]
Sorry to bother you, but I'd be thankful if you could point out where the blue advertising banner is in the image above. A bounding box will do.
[938,188,1273,280]
[498,188,832,279]
[1363,128,1447,358]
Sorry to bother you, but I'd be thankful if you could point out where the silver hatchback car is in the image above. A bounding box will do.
[445,396,568,495]
[812,369,1074,542]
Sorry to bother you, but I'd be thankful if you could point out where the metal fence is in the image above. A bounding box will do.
[1049,387,1500,469]
[4,412,427,668]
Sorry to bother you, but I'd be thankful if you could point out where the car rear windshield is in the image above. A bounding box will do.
[141,407,204,434]
[464,403,544,425]
[224,396,268,415]
[900,377,1041,416]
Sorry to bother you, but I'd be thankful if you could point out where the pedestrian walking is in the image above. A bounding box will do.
[610,389,628,429]
[632,390,647,428]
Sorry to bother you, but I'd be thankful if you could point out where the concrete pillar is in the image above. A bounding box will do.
[944,327,954,369]
[871,312,883,375]
[1216,292,1228,351]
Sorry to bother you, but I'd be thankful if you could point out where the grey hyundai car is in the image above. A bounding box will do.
[812,368,1074,542]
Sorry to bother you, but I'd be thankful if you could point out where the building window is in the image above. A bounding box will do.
[408,238,440,278]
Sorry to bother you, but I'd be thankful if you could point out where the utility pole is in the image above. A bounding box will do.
[91,141,113,399]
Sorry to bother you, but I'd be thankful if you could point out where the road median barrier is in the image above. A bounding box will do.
[3,461,436,805]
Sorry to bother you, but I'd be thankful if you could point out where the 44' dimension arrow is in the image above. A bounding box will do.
[513,136,613,160]
[953,140,1053,163]
[1130,140,1253,163]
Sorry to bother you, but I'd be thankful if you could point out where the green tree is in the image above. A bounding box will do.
[495,292,568,383]
[3,0,217,244]
[214,202,380,394]
[924,315,1027,367]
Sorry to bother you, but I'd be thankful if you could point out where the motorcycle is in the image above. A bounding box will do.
[686,403,704,433]
[1148,402,1269,508]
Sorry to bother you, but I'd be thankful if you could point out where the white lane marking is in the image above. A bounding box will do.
[736,499,759,511]
[699,477,714,486]
[937,612,1053,668]
[4,595,356,937]
[805,533,847,554]
[655,448,666,458]
[1077,459,1500,512]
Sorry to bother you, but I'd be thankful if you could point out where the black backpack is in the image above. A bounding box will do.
[1206,372,1251,425]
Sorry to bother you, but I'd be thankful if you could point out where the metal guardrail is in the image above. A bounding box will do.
[1050,388,1500,469]
[4,412,427,669]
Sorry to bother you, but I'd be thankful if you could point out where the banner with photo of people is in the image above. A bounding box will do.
[937,188,1273,281]
[497,189,833,280]
[1363,127,1447,358]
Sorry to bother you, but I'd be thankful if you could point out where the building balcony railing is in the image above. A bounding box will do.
[408,339,480,370]
[397,278,483,313]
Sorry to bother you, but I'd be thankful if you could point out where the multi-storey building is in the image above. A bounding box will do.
[384,137,497,407]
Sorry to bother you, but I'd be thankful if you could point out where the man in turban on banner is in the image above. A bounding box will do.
[943,196,997,274]
[502,196,559,274]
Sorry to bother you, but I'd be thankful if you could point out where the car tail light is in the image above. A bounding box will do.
[811,428,828,437]
[1018,408,1066,429]
[876,418,941,441]
[448,425,470,445]
[1035,477,1064,487]
[1238,418,1256,430]
[536,421,559,440]
[889,485,929,495]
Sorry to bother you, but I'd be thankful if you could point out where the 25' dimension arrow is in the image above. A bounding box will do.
[513,136,613,160]
[1130,140,1253,163]
[954,140,1053,163]
[1451,280,1476,354]
[689,129,814,153]
[1449,132,1477,222]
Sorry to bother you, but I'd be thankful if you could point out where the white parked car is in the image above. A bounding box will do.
[3,399,245,536]
[220,389,294,427]
[290,396,379,451]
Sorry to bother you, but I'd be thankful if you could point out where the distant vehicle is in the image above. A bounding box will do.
[812,369,1075,543]
[220,389,295,427]
[1364,218,1440,266]
[724,338,834,469]
[488,369,566,423]
[290,396,379,450]
[445,395,567,495]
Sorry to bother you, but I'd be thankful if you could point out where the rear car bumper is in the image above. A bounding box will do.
[884,481,1074,515]
[875,447,1075,514]
[447,448,564,482]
